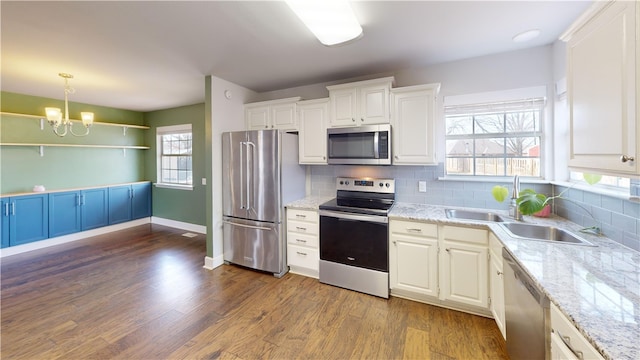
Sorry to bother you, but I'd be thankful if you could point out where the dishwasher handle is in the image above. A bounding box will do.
[503,248,548,307]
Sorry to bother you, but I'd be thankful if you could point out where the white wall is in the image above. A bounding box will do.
[208,75,256,266]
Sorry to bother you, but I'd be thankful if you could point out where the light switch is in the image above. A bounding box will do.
[201,178,207,186]
[418,181,427,192]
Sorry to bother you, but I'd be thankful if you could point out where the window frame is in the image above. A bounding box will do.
[444,96,545,178]
[156,124,193,190]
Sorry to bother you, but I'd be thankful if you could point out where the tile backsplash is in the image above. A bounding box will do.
[308,164,639,251]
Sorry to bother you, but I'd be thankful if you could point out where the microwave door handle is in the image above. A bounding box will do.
[374,131,380,159]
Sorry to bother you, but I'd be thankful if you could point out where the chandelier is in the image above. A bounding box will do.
[45,73,94,137]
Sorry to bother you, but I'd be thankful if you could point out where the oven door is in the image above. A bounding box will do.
[319,210,388,272]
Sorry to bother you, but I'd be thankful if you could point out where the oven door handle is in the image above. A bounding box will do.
[319,210,388,224]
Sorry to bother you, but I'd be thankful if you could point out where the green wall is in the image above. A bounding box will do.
[144,103,206,226]
[1,92,146,193]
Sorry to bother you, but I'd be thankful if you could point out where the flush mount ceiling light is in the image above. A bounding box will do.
[512,29,541,43]
[45,73,93,137]
[286,0,363,46]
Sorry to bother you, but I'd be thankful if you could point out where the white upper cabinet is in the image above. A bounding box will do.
[244,97,302,131]
[327,77,394,127]
[298,98,329,165]
[391,83,441,165]
[561,0,638,175]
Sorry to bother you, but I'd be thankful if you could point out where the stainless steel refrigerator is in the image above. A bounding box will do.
[222,129,305,277]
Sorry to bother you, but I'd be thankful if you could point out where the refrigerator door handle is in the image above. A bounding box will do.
[246,141,256,210]
[239,141,245,209]
[223,220,272,231]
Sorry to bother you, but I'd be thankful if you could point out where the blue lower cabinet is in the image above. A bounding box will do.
[81,188,109,230]
[132,182,152,220]
[49,191,82,238]
[7,194,49,247]
[1,198,10,248]
[109,186,133,225]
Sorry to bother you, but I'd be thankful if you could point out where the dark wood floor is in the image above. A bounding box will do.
[1,224,508,359]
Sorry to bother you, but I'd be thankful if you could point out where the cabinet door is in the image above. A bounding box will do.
[1,198,10,248]
[567,1,637,175]
[490,254,506,339]
[10,194,49,246]
[391,86,438,165]
[329,88,357,127]
[82,188,109,230]
[440,239,488,308]
[271,102,297,131]
[390,233,439,297]
[109,186,132,225]
[131,183,151,219]
[49,191,81,237]
[359,84,390,124]
[298,100,329,164]
[246,105,270,130]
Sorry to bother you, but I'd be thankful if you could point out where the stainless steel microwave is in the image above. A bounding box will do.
[327,124,392,165]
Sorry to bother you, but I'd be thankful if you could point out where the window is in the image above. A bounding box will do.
[156,124,192,189]
[445,97,544,177]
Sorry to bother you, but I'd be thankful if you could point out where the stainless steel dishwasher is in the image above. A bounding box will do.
[503,248,550,360]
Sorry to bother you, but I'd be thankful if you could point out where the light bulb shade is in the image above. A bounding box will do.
[45,107,62,125]
[81,112,94,126]
[286,0,363,46]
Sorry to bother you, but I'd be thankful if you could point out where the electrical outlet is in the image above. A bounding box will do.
[418,181,427,192]
[201,178,207,186]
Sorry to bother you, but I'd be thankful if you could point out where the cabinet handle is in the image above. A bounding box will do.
[295,239,307,243]
[392,240,397,245]
[555,330,584,360]
[497,270,503,276]
[323,156,326,160]
[407,228,422,233]
[10,202,16,216]
[352,118,356,122]
[296,251,307,256]
[271,125,274,128]
[360,118,364,122]
[296,226,307,231]
[621,155,635,163]
[295,214,307,218]
[445,248,450,253]
[3,203,9,217]
[394,155,399,160]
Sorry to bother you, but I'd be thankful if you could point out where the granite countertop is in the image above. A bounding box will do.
[285,196,333,210]
[389,202,640,360]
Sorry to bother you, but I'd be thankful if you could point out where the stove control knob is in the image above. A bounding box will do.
[379,182,384,187]
[339,181,344,185]
[345,180,350,185]
[385,183,391,188]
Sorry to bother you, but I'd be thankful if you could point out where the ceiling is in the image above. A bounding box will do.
[1,1,592,112]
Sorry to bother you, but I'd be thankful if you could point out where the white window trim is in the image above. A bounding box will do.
[156,124,193,190]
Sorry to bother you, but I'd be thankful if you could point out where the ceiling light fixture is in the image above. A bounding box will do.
[512,29,541,43]
[286,0,363,46]
[45,73,93,137]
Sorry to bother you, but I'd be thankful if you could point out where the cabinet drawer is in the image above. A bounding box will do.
[287,209,319,223]
[287,244,319,271]
[442,226,488,245]
[287,231,318,248]
[287,219,319,236]
[550,303,603,360]
[390,219,438,238]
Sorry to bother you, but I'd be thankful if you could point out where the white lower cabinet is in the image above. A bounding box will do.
[550,302,603,360]
[389,220,439,299]
[489,233,506,339]
[440,226,489,309]
[286,208,319,278]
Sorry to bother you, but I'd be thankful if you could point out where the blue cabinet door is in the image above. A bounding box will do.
[132,183,151,219]
[10,194,49,246]
[82,188,109,230]
[1,198,10,248]
[108,186,132,225]
[49,191,81,238]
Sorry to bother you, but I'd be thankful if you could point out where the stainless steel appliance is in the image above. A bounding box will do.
[222,130,305,277]
[503,248,550,360]
[327,124,391,165]
[319,177,395,298]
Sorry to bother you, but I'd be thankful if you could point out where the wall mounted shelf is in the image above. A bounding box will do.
[0,111,150,130]
[0,143,149,157]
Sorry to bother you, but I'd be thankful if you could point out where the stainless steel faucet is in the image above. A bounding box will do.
[509,175,523,221]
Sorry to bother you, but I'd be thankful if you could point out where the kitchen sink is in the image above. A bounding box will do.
[497,222,595,246]
[445,209,505,222]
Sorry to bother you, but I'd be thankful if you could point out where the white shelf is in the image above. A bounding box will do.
[0,143,149,150]
[0,111,150,130]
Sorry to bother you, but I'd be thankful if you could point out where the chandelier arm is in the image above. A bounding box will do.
[69,123,91,137]
[52,124,68,137]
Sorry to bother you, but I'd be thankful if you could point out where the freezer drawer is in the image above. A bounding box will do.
[223,217,284,275]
